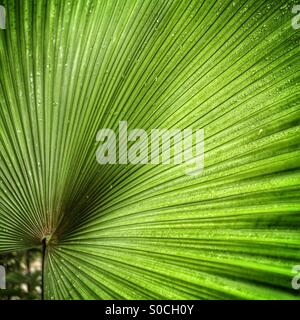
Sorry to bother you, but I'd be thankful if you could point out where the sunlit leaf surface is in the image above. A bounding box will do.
[1,0,300,299]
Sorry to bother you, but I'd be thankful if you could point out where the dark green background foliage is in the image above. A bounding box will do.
[0,0,300,299]
[0,251,41,300]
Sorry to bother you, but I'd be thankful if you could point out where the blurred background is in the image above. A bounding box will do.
[0,250,42,300]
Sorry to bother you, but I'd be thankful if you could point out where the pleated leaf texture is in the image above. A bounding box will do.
[1,0,300,300]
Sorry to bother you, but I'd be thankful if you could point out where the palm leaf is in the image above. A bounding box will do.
[1,0,300,299]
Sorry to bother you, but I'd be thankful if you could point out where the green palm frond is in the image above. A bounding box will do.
[1,0,300,299]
